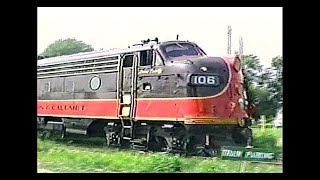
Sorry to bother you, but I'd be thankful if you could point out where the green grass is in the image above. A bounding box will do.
[252,127,282,160]
[37,128,282,173]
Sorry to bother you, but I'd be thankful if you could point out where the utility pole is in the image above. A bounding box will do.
[239,36,243,55]
[227,25,232,55]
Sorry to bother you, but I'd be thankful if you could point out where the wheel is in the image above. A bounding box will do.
[105,132,112,147]
[148,136,169,152]
[105,131,120,147]
[196,148,211,157]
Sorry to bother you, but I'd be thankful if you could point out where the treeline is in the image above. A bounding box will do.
[242,55,283,121]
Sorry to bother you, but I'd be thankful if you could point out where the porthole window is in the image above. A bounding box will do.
[90,76,101,90]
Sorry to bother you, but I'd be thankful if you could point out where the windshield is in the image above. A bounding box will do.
[159,42,205,60]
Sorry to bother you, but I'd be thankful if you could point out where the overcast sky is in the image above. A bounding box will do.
[37,7,282,67]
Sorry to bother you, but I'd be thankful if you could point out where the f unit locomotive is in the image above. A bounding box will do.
[37,38,253,155]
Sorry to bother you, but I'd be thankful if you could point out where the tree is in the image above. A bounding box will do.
[249,85,278,120]
[270,56,283,108]
[40,38,94,58]
[242,54,264,105]
[242,54,280,121]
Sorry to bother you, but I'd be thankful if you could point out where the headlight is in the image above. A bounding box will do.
[200,67,207,72]
[233,57,241,72]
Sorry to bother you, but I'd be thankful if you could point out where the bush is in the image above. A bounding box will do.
[253,128,282,150]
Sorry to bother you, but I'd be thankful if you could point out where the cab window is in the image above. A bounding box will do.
[140,50,153,66]
[123,54,133,67]
[154,51,164,66]
[159,42,205,61]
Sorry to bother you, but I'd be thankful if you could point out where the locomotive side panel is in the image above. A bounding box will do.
[37,72,118,118]
[137,73,187,98]
[38,72,117,100]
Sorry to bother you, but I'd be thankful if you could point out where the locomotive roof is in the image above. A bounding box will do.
[37,40,192,67]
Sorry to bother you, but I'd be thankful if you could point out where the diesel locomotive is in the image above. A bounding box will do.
[37,38,253,155]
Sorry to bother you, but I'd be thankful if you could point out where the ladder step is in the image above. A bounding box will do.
[119,115,129,117]
[123,137,132,140]
[122,91,131,93]
[123,126,132,129]
[119,103,130,105]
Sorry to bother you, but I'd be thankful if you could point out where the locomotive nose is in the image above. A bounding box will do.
[185,57,231,98]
